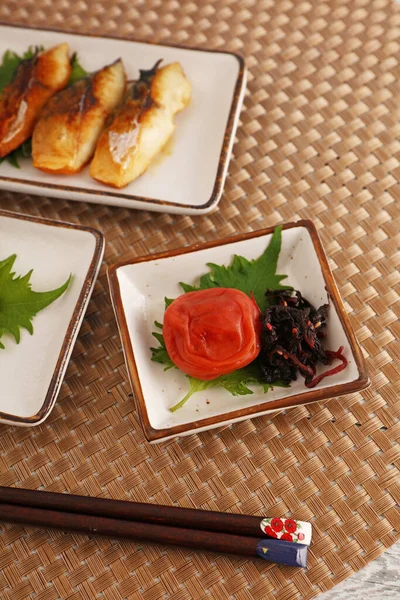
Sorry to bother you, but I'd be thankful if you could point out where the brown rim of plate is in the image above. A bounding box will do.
[0,208,105,425]
[107,219,370,443]
[0,22,246,212]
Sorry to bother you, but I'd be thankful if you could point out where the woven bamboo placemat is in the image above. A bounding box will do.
[0,0,399,598]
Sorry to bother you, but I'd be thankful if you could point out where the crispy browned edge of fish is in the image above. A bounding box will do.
[90,60,191,188]
[32,58,126,175]
[0,44,71,158]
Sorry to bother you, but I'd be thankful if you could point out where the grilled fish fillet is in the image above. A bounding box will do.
[0,43,71,158]
[90,61,191,188]
[32,59,126,174]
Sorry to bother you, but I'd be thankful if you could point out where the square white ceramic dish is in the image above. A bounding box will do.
[108,221,369,443]
[0,209,104,426]
[0,23,246,215]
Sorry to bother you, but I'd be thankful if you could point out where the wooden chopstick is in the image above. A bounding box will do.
[0,501,308,567]
[0,486,312,545]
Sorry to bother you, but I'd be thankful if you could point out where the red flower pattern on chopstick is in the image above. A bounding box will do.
[271,518,284,532]
[263,525,278,538]
[260,518,312,545]
[284,519,297,533]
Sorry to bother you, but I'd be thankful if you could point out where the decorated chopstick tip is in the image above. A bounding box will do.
[260,517,312,546]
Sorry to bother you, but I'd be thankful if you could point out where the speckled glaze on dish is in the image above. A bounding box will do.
[108,220,369,443]
[0,23,246,215]
[0,209,104,426]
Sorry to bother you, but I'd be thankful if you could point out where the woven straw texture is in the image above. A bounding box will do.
[0,0,399,599]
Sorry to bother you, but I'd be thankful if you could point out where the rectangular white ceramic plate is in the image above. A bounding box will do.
[109,221,369,443]
[0,209,104,426]
[0,24,246,215]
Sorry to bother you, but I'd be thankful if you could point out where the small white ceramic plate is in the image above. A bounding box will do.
[108,221,369,443]
[0,24,245,215]
[0,209,104,426]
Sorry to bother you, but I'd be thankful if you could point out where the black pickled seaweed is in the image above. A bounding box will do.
[258,290,347,388]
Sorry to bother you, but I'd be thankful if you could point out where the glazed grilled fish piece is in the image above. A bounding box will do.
[90,61,191,188]
[0,43,71,158]
[32,59,126,174]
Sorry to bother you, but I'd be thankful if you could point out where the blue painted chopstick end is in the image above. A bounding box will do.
[256,538,308,568]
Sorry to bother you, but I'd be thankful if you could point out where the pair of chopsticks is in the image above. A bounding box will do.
[0,487,311,567]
